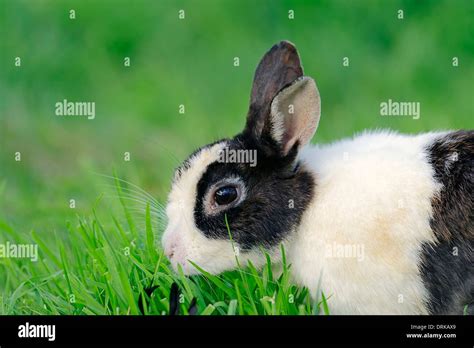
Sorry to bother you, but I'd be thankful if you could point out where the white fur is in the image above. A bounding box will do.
[287,130,446,314]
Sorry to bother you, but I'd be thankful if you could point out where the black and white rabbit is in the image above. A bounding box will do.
[162,41,473,314]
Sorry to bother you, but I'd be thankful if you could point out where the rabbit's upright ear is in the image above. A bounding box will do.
[244,41,320,157]
[269,76,320,156]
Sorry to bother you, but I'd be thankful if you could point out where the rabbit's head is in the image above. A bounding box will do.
[162,41,321,275]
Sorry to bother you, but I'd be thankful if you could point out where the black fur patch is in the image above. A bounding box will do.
[193,133,315,251]
[421,130,474,314]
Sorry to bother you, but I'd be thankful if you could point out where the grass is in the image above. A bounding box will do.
[0,177,329,315]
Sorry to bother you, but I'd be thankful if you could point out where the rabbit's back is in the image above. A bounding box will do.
[290,130,473,314]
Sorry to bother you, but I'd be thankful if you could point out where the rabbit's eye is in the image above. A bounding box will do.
[204,178,245,215]
[214,186,238,206]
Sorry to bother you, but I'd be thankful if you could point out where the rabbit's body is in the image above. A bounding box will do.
[163,41,473,314]
[288,130,473,314]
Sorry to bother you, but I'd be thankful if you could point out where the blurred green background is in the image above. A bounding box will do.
[1,0,473,235]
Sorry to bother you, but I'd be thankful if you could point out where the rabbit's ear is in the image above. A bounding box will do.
[269,76,321,156]
[244,41,320,157]
[245,41,303,141]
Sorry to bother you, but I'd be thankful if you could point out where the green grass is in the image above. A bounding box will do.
[0,178,329,315]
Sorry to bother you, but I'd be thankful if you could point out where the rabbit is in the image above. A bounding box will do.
[162,41,473,314]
